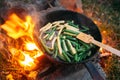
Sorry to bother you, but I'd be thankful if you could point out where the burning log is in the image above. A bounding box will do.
[0,32,11,59]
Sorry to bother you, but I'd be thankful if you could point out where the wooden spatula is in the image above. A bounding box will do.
[76,32,120,57]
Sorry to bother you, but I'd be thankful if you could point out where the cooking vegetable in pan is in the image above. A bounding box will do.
[39,20,94,62]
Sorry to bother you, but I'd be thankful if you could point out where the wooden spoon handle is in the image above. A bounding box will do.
[91,39,120,57]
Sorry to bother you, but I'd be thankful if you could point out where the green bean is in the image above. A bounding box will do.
[44,29,52,34]
[66,52,73,58]
[74,54,78,62]
[78,51,85,56]
[63,32,77,37]
[63,29,79,35]
[77,48,85,53]
[61,35,77,41]
[76,57,80,62]
[39,37,53,54]
[57,36,63,55]
[66,21,79,28]
[58,54,66,61]
[81,26,89,30]
[87,51,91,56]
[66,40,77,54]
[62,51,71,62]
[79,29,88,32]
[46,27,56,40]
[53,43,58,58]
[61,39,73,58]
[75,41,82,51]
[66,20,74,24]
[70,40,79,47]
[82,53,88,59]
[78,48,91,60]
[80,55,84,61]
[54,49,58,58]
[78,40,91,49]
[61,39,68,52]
[65,36,77,41]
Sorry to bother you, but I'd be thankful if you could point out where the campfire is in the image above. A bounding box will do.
[0,13,44,70]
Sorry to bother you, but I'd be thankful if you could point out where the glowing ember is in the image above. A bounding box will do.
[19,52,35,67]
[99,48,103,52]
[94,20,102,26]
[26,42,39,50]
[0,13,43,70]
[102,30,107,34]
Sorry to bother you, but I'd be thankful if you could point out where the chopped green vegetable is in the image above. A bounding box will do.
[58,54,66,61]
[66,40,77,54]
[63,32,77,36]
[62,51,71,62]
[53,43,58,58]
[63,29,79,35]
[39,20,94,63]
[57,36,63,55]
[46,27,56,40]
[61,39,68,52]
[81,26,89,30]
[66,20,79,28]
[65,36,77,41]
[74,54,78,62]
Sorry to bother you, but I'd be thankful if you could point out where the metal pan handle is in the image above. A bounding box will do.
[84,61,105,80]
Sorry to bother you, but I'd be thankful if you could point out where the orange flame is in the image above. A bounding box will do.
[0,13,43,70]
[99,48,103,52]
[18,42,43,70]
[19,52,35,67]
[94,20,102,26]
[26,42,39,50]
[1,13,34,39]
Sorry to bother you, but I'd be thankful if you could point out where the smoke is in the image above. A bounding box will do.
[0,1,38,24]
[0,0,83,23]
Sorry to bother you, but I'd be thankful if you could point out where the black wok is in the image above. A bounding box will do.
[34,10,104,80]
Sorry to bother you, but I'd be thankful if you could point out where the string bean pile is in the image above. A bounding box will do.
[39,20,94,62]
